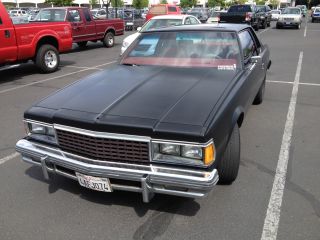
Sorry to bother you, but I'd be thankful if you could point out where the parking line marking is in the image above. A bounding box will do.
[63,65,103,71]
[0,61,116,95]
[0,152,19,165]
[304,16,308,37]
[261,52,303,240]
[267,80,320,86]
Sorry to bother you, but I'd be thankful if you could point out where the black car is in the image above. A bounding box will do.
[219,4,260,31]
[16,24,271,202]
[256,5,272,28]
[123,9,144,31]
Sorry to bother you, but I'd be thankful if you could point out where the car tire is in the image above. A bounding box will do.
[254,23,259,31]
[218,124,240,184]
[103,32,114,48]
[253,77,266,105]
[35,44,60,73]
[267,20,271,27]
[276,23,281,29]
[312,18,314,23]
[77,41,88,48]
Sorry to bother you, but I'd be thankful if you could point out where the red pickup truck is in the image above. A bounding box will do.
[0,2,72,73]
[34,7,124,48]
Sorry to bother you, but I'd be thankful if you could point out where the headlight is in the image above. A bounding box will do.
[152,140,215,167]
[25,121,57,144]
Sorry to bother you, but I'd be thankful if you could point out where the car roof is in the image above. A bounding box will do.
[151,14,189,20]
[143,23,249,33]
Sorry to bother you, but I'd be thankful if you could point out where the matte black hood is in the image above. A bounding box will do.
[25,65,238,141]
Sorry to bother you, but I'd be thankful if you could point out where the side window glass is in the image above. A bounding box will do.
[168,7,177,12]
[68,10,81,22]
[184,17,191,25]
[239,30,257,62]
[190,17,199,24]
[83,9,92,21]
[0,17,2,25]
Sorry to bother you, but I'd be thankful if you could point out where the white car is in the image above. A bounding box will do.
[121,14,201,55]
[270,10,281,21]
[276,7,302,29]
[206,11,226,23]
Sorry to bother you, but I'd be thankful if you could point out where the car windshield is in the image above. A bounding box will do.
[34,9,66,21]
[315,8,320,12]
[282,8,300,14]
[121,31,241,69]
[141,19,183,31]
[256,6,265,11]
[271,10,280,14]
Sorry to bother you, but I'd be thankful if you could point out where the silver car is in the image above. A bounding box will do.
[276,7,302,29]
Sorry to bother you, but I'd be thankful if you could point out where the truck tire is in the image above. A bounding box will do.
[103,32,114,48]
[77,41,88,48]
[218,124,240,184]
[267,20,271,27]
[35,44,60,73]
[253,77,266,105]
[261,20,267,29]
[312,18,314,23]
[253,22,259,31]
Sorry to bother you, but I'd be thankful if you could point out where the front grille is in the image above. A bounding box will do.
[56,129,150,164]
[284,18,294,21]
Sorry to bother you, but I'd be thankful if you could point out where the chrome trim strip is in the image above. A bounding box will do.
[54,124,151,142]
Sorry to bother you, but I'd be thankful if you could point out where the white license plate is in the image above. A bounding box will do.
[76,173,112,192]
[126,22,133,26]
[285,22,291,25]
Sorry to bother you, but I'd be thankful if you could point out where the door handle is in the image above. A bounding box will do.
[4,30,10,38]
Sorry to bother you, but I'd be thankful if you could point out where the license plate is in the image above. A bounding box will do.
[76,173,112,192]
[126,22,133,26]
[285,22,291,25]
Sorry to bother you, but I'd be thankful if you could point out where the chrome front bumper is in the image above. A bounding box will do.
[16,139,219,202]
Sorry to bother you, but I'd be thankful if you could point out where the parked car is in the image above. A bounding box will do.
[207,11,225,23]
[16,24,271,202]
[270,10,281,20]
[276,7,302,29]
[189,8,209,23]
[219,4,260,31]
[9,9,27,17]
[11,16,29,24]
[34,7,124,48]
[121,14,201,54]
[296,5,307,17]
[146,4,181,20]
[255,5,272,28]
[0,2,72,73]
[123,9,145,31]
[90,8,107,19]
[311,7,320,22]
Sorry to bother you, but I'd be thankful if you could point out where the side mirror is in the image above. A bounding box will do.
[137,27,142,31]
[250,56,262,64]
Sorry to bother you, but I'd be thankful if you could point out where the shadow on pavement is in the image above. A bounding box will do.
[25,166,201,218]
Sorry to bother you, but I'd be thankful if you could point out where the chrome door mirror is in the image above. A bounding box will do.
[250,56,262,64]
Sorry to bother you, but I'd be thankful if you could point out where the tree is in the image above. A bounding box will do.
[207,0,224,7]
[179,0,197,8]
[160,0,168,3]
[255,0,266,5]
[89,0,98,7]
[111,0,124,7]
[132,0,148,9]
[45,0,73,6]
[269,0,279,8]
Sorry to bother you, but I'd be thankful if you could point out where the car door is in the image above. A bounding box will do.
[82,8,97,40]
[0,15,17,64]
[238,28,265,111]
[67,9,87,42]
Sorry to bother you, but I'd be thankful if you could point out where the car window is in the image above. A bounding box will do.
[168,7,177,12]
[83,8,92,21]
[190,17,199,24]
[142,19,183,31]
[283,8,300,14]
[68,10,81,22]
[34,9,66,21]
[315,8,320,12]
[122,31,241,70]
[184,17,191,25]
[228,5,252,13]
[239,30,258,61]
[0,17,2,25]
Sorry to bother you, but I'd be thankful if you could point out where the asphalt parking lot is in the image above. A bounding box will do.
[0,19,319,240]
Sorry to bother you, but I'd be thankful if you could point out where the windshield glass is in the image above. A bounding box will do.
[271,10,280,14]
[315,8,320,12]
[121,31,241,69]
[141,19,183,31]
[282,8,300,14]
[34,9,66,21]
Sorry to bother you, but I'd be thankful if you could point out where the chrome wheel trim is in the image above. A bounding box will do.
[44,50,58,69]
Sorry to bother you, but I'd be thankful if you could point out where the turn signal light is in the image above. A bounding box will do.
[204,144,215,165]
